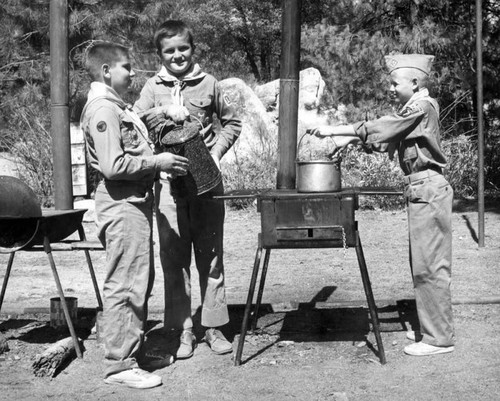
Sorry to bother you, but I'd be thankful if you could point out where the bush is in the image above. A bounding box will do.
[222,135,278,209]
[441,134,478,198]
[0,85,54,207]
[341,146,405,210]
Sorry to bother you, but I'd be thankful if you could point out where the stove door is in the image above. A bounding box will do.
[260,196,357,248]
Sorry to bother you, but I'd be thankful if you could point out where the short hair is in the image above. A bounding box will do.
[392,67,430,88]
[154,20,195,54]
[84,41,130,80]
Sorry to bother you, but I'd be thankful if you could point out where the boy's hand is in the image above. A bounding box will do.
[156,153,189,176]
[308,126,336,137]
[162,105,190,123]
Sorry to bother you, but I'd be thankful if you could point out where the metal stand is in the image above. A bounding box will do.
[0,223,103,358]
[234,231,386,366]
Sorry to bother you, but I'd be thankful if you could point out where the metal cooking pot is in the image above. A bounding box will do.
[296,159,341,193]
[295,132,342,193]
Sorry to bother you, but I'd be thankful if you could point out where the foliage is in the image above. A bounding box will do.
[0,83,54,206]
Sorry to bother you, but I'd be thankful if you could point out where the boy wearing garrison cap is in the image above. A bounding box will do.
[311,54,455,356]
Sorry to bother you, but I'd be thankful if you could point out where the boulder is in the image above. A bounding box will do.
[218,78,276,164]
[216,69,336,163]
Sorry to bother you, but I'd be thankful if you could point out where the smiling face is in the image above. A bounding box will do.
[106,56,135,95]
[388,69,418,106]
[158,33,194,78]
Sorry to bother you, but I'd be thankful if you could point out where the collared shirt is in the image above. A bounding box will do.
[353,89,447,175]
[80,82,158,184]
[133,65,242,160]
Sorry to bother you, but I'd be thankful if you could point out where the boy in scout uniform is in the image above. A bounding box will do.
[81,42,189,388]
[311,54,455,356]
[134,21,242,359]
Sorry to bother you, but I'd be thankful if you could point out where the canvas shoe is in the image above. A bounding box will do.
[176,330,197,359]
[203,328,233,355]
[104,368,162,389]
[404,342,454,356]
[405,330,422,342]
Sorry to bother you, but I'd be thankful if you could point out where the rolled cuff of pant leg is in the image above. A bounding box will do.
[104,358,139,378]
[201,304,229,328]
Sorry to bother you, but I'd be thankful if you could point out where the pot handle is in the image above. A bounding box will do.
[297,130,339,161]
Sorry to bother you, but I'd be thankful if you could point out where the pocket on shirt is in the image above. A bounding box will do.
[187,98,212,123]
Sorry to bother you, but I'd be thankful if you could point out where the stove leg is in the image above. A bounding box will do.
[44,236,83,359]
[234,240,263,366]
[355,232,386,364]
[77,225,103,309]
[0,252,15,313]
[252,248,271,331]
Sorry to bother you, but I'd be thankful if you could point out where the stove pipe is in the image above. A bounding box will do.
[276,0,301,190]
[50,0,73,209]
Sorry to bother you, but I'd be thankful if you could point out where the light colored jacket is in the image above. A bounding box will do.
[134,65,242,160]
[81,82,160,186]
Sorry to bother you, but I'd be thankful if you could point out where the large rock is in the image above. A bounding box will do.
[216,70,337,164]
[218,78,276,164]
[254,67,331,139]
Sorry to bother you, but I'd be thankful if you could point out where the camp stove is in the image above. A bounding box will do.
[219,187,402,366]
[258,189,357,249]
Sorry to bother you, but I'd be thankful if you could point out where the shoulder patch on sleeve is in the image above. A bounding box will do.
[223,93,232,107]
[398,103,423,118]
[96,121,107,132]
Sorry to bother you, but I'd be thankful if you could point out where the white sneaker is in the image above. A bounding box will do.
[404,342,454,356]
[104,368,162,389]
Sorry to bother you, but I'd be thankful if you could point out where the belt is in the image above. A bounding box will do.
[403,168,442,185]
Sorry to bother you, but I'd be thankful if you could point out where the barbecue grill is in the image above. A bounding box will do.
[0,175,103,358]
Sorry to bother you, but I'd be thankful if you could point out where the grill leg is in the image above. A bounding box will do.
[0,252,15,313]
[44,236,83,359]
[251,248,271,331]
[77,225,103,309]
[355,231,386,364]
[234,239,263,366]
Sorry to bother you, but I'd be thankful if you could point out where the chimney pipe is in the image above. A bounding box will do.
[276,0,301,190]
[50,0,73,209]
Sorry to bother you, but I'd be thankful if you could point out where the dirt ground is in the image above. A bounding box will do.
[0,198,499,400]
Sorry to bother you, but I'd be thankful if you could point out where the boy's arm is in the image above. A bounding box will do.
[309,125,362,148]
[88,105,188,180]
[210,82,242,161]
[311,107,426,153]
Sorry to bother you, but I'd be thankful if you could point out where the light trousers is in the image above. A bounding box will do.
[405,171,454,347]
[95,181,155,376]
[155,179,229,330]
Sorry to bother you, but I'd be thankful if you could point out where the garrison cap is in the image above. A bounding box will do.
[384,54,434,75]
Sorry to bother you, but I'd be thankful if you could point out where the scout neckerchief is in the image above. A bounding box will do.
[157,63,206,106]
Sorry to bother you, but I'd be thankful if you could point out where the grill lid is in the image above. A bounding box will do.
[0,175,41,218]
